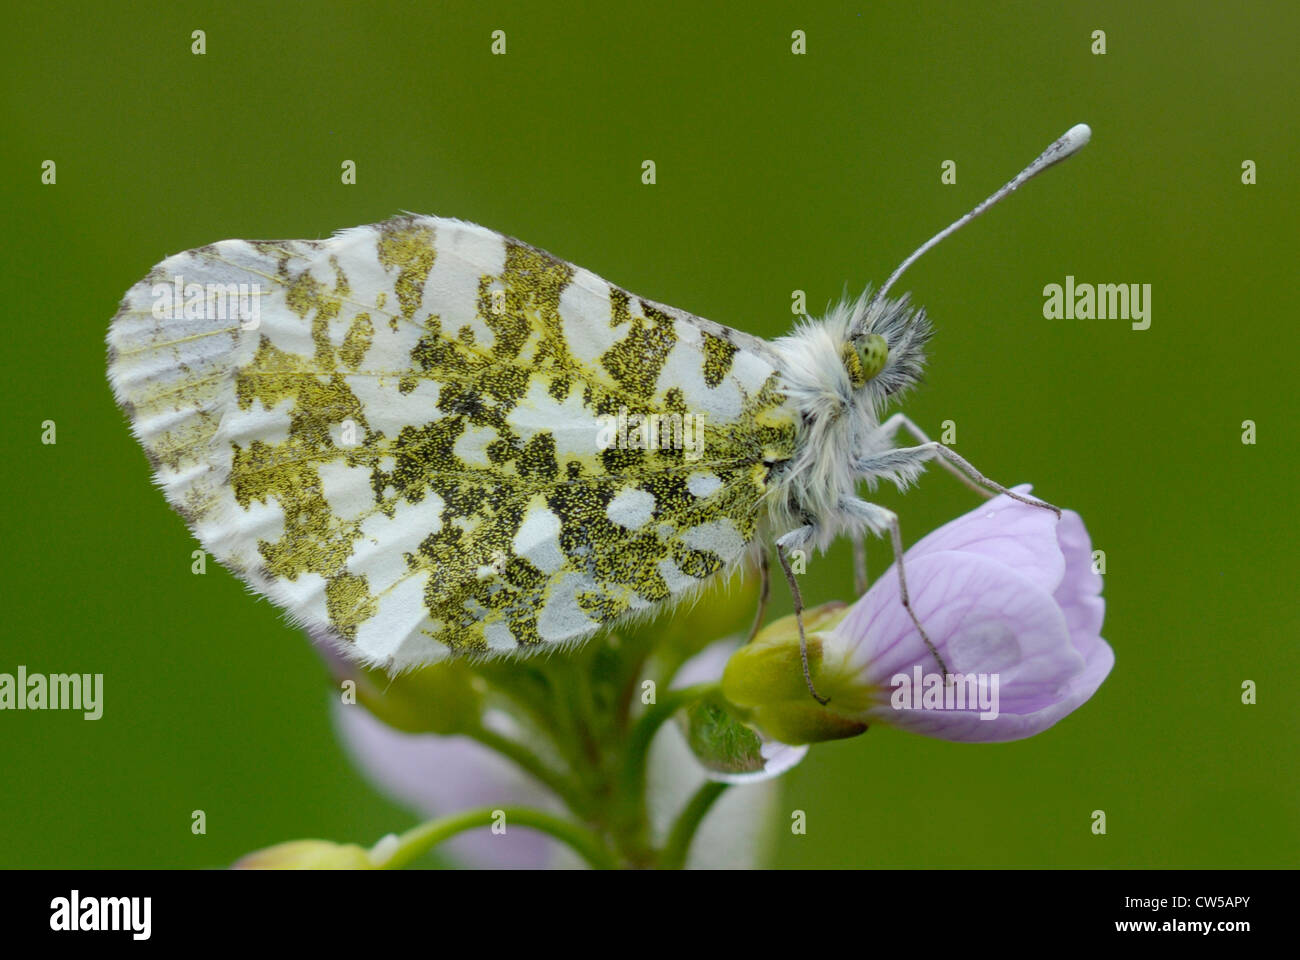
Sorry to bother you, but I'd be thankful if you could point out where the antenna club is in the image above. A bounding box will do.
[1063,123,1092,153]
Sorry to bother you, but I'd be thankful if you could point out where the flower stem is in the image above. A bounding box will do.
[466,724,590,817]
[378,806,618,871]
[659,781,730,870]
[618,682,720,802]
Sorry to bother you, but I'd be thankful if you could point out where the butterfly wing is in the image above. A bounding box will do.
[108,215,795,669]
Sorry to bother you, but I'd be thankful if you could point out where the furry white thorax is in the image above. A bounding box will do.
[765,292,932,553]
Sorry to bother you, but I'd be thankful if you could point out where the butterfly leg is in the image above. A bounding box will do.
[839,498,953,677]
[876,413,990,499]
[775,526,830,705]
[852,535,869,596]
[855,440,1061,517]
[746,548,771,644]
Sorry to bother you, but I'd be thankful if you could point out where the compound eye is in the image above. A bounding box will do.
[852,334,889,386]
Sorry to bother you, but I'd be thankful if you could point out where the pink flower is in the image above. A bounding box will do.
[725,486,1113,744]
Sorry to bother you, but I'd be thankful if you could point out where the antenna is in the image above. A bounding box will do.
[855,123,1092,334]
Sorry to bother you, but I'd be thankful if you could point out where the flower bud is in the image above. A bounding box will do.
[724,488,1113,745]
[233,839,377,870]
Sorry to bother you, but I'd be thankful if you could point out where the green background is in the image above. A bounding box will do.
[2,0,1296,868]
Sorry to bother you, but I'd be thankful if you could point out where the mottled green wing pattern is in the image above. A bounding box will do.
[108,216,796,669]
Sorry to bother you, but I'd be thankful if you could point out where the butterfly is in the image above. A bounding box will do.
[107,124,1090,702]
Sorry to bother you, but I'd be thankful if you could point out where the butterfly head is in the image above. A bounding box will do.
[841,333,889,389]
[841,292,932,403]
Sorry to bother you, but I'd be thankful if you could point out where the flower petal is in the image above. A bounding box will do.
[902,485,1066,596]
[842,552,1079,686]
[1053,508,1106,643]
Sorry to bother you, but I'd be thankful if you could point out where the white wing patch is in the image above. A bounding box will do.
[606,488,657,530]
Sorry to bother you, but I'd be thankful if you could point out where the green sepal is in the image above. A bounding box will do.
[678,698,767,776]
[721,602,870,745]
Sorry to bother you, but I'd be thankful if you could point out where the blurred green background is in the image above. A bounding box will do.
[2,0,1296,868]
